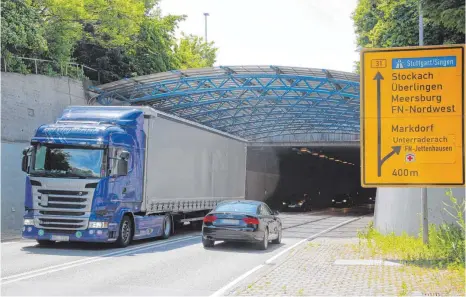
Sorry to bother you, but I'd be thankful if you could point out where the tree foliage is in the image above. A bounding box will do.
[1,0,218,82]
[352,0,465,48]
[352,0,465,72]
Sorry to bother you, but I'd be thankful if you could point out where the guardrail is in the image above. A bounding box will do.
[1,56,101,84]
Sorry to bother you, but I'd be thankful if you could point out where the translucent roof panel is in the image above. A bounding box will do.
[90,65,360,142]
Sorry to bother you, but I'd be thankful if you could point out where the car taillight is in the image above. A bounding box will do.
[203,215,217,223]
[242,217,260,225]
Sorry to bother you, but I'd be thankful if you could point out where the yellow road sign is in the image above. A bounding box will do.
[360,45,464,187]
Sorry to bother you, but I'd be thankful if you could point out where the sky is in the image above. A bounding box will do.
[159,0,360,72]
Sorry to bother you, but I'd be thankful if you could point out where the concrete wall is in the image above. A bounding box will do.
[1,73,89,240]
[245,148,280,202]
[375,187,465,236]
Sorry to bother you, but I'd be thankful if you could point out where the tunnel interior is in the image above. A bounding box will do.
[245,146,376,210]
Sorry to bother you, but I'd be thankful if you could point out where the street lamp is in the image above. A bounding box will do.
[203,13,210,42]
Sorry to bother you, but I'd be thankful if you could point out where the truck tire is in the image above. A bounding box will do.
[36,240,55,246]
[115,215,133,248]
[161,215,171,239]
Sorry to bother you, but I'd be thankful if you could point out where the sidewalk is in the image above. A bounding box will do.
[1,229,22,242]
[225,219,465,296]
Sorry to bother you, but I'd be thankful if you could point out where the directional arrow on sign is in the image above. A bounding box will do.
[381,146,401,166]
[374,71,400,177]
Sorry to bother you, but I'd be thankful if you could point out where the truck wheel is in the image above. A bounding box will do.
[161,215,171,239]
[36,240,55,246]
[116,215,133,248]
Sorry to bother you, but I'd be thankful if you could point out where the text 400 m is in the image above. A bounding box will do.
[392,169,419,177]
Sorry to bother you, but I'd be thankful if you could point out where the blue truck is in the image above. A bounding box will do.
[21,106,247,247]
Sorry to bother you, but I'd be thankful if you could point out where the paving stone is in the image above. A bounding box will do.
[225,234,464,296]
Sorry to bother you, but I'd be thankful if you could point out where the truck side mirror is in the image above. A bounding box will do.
[116,159,128,176]
[116,150,129,176]
[21,147,30,173]
[21,155,29,173]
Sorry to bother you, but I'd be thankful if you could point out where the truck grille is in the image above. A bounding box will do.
[34,187,94,230]
[37,217,88,230]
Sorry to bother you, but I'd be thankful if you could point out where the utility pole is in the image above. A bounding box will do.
[419,0,428,245]
[204,13,209,43]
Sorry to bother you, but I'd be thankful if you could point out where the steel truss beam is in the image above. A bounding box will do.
[92,66,360,142]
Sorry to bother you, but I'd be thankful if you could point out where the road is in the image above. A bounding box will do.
[1,206,373,296]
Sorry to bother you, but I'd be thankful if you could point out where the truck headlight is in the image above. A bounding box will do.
[332,199,335,202]
[88,221,108,228]
[282,202,286,205]
[23,219,34,226]
[343,200,347,203]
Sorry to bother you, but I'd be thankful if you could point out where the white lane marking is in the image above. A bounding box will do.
[334,259,403,266]
[265,216,360,264]
[210,216,362,297]
[1,235,199,285]
[210,265,264,297]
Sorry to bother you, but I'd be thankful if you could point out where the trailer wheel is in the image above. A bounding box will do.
[161,215,171,239]
[115,215,133,248]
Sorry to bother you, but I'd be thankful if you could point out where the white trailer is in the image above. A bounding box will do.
[139,107,247,221]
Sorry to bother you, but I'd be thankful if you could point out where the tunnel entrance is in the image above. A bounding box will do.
[245,146,376,211]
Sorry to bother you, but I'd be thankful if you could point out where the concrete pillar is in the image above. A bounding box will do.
[374,187,465,236]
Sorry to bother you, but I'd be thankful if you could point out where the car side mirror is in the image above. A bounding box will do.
[273,210,280,215]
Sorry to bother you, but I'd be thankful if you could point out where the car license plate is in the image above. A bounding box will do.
[221,219,239,225]
[51,235,69,242]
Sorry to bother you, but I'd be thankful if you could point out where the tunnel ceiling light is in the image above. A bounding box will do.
[329,158,334,160]
[319,154,326,158]
[343,161,348,164]
[312,152,319,156]
[335,160,341,162]
[300,148,308,153]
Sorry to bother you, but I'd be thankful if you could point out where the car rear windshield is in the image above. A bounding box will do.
[214,203,258,214]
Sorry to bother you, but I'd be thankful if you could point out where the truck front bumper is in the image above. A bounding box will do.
[22,225,117,243]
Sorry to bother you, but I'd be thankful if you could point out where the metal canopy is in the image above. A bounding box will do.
[90,65,360,143]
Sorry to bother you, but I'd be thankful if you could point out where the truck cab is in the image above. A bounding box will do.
[21,107,147,247]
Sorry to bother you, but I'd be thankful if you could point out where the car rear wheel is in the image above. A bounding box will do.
[257,228,269,250]
[272,226,282,244]
[202,238,214,248]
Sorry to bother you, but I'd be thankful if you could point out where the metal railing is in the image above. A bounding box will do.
[1,56,101,83]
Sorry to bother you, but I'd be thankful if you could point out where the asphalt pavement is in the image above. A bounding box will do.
[1,206,373,296]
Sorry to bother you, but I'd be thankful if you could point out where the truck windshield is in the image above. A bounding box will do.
[30,144,105,179]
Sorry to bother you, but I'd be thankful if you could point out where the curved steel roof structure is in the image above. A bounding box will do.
[90,65,360,144]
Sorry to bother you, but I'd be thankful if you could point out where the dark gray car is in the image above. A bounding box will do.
[202,200,282,250]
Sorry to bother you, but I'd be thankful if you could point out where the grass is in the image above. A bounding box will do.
[356,189,465,295]
[358,189,465,270]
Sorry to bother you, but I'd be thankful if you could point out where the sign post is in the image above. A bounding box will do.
[360,45,465,239]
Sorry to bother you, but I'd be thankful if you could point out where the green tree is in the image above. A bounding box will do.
[1,0,48,72]
[352,0,465,49]
[173,33,218,69]
[2,0,219,82]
